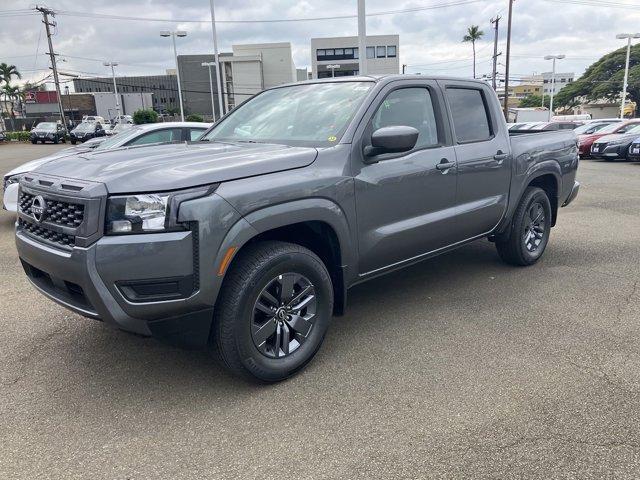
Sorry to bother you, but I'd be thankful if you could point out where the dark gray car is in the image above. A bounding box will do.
[15,76,580,382]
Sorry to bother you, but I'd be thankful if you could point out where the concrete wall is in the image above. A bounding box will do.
[310,35,400,79]
[232,43,296,88]
[177,54,223,119]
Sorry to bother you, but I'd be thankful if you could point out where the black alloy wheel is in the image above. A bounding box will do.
[251,273,317,359]
[522,201,546,253]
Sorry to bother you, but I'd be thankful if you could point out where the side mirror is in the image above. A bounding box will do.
[364,126,419,159]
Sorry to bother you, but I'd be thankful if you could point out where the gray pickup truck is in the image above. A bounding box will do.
[15,76,579,382]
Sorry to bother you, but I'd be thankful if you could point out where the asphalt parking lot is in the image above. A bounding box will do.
[0,142,639,479]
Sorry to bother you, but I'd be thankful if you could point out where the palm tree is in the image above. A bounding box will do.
[462,25,484,79]
[1,84,20,131]
[0,63,21,86]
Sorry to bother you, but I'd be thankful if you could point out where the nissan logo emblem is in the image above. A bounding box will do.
[31,195,47,223]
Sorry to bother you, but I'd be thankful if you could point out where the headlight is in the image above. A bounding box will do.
[105,186,216,235]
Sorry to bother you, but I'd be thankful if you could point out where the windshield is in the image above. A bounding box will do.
[94,126,143,150]
[202,81,374,147]
[35,122,57,131]
[74,123,96,132]
[625,125,640,135]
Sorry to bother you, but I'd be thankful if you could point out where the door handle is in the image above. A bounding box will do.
[436,159,455,172]
[494,152,508,162]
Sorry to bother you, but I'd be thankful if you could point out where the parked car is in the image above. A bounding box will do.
[590,124,640,160]
[577,120,640,157]
[3,122,211,212]
[628,137,640,161]
[13,76,579,382]
[29,122,66,144]
[69,122,107,144]
[81,115,106,124]
[573,121,618,135]
[112,114,133,124]
[514,121,579,131]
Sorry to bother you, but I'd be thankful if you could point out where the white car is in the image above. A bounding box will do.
[2,121,211,212]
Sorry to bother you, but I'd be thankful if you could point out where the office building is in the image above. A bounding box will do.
[310,35,400,79]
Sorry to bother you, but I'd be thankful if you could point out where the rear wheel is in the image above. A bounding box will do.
[212,241,333,382]
[496,187,552,266]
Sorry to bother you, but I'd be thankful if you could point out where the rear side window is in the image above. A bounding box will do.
[446,88,492,143]
[127,128,181,146]
[189,128,206,141]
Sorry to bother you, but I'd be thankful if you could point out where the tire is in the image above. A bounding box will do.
[71,140,76,145]
[31,139,36,144]
[53,138,59,144]
[496,186,552,266]
[211,240,333,382]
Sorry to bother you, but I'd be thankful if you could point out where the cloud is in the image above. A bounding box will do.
[1,0,639,88]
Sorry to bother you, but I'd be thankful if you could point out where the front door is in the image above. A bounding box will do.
[352,81,458,276]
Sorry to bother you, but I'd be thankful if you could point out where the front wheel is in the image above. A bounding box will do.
[212,241,333,382]
[496,186,552,266]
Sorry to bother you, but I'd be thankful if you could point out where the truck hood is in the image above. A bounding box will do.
[32,141,318,193]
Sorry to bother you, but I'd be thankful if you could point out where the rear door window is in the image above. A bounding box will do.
[126,128,182,146]
[446,88,493,143]
[188,128,207,141]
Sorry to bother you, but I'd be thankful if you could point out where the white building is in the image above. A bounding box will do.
[521,72,575,96]
[310,35,400,79]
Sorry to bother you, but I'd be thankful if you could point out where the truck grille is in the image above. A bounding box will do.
[19,191,85,228]
[18,218,75,249]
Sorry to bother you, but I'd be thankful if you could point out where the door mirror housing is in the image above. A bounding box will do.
[364,126,419,159]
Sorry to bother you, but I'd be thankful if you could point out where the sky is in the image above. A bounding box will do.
[1,0,640,91]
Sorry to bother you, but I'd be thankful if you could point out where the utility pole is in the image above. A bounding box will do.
[402,64,407,74]
[103,62,121,121]
[357,0,367,76]
[36,5,67,133]
[503,0,514,118]
[490,16,501,91]
[616,33,640,119]
[209,0,225,118]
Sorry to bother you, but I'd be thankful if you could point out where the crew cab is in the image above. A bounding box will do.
[15,76,580,382]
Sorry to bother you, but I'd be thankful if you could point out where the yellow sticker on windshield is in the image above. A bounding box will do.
[328,135,337,142]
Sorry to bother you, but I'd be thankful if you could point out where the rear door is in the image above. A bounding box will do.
[440,81,511,240]
[352,80,458,276]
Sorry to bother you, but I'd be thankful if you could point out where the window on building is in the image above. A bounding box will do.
[354,48,359,59]
[325,49,334,56]
[376,46,386,58]
[335,48,344,56]
[317,49,326,58]
[345,48,353,56]
[371,88,439,149]
[366,46,375,59]
[387,45,397,57]
[446,88,492,143]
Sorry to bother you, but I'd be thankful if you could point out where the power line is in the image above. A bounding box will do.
[55,0,485,24]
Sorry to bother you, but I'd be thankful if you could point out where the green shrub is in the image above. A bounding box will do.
[5,131,31,142]
[186,114,204,122]
[133,109,159,124]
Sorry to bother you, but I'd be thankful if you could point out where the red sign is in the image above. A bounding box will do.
[24,91,58,104]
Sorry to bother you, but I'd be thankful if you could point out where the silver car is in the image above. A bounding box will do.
[3,122,211,212]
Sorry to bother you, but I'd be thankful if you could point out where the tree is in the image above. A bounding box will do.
[0,63,21,86]
[554,43,640,109]
[518,95,549,108]
[133,109,159,124]
[462,25,484,79]
[1,84,20,130]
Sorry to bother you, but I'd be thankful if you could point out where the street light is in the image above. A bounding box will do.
[160,30,187,121]
[326,64,340,78]
[616,33,640,119]
[544,54,565,121]
[201,61,218,121]
[103,61,120,121]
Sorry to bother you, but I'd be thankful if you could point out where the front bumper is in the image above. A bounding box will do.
[628,145,640,161]
[15,187,247,348]
[2,182,18,212]
[590,144,625,159]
